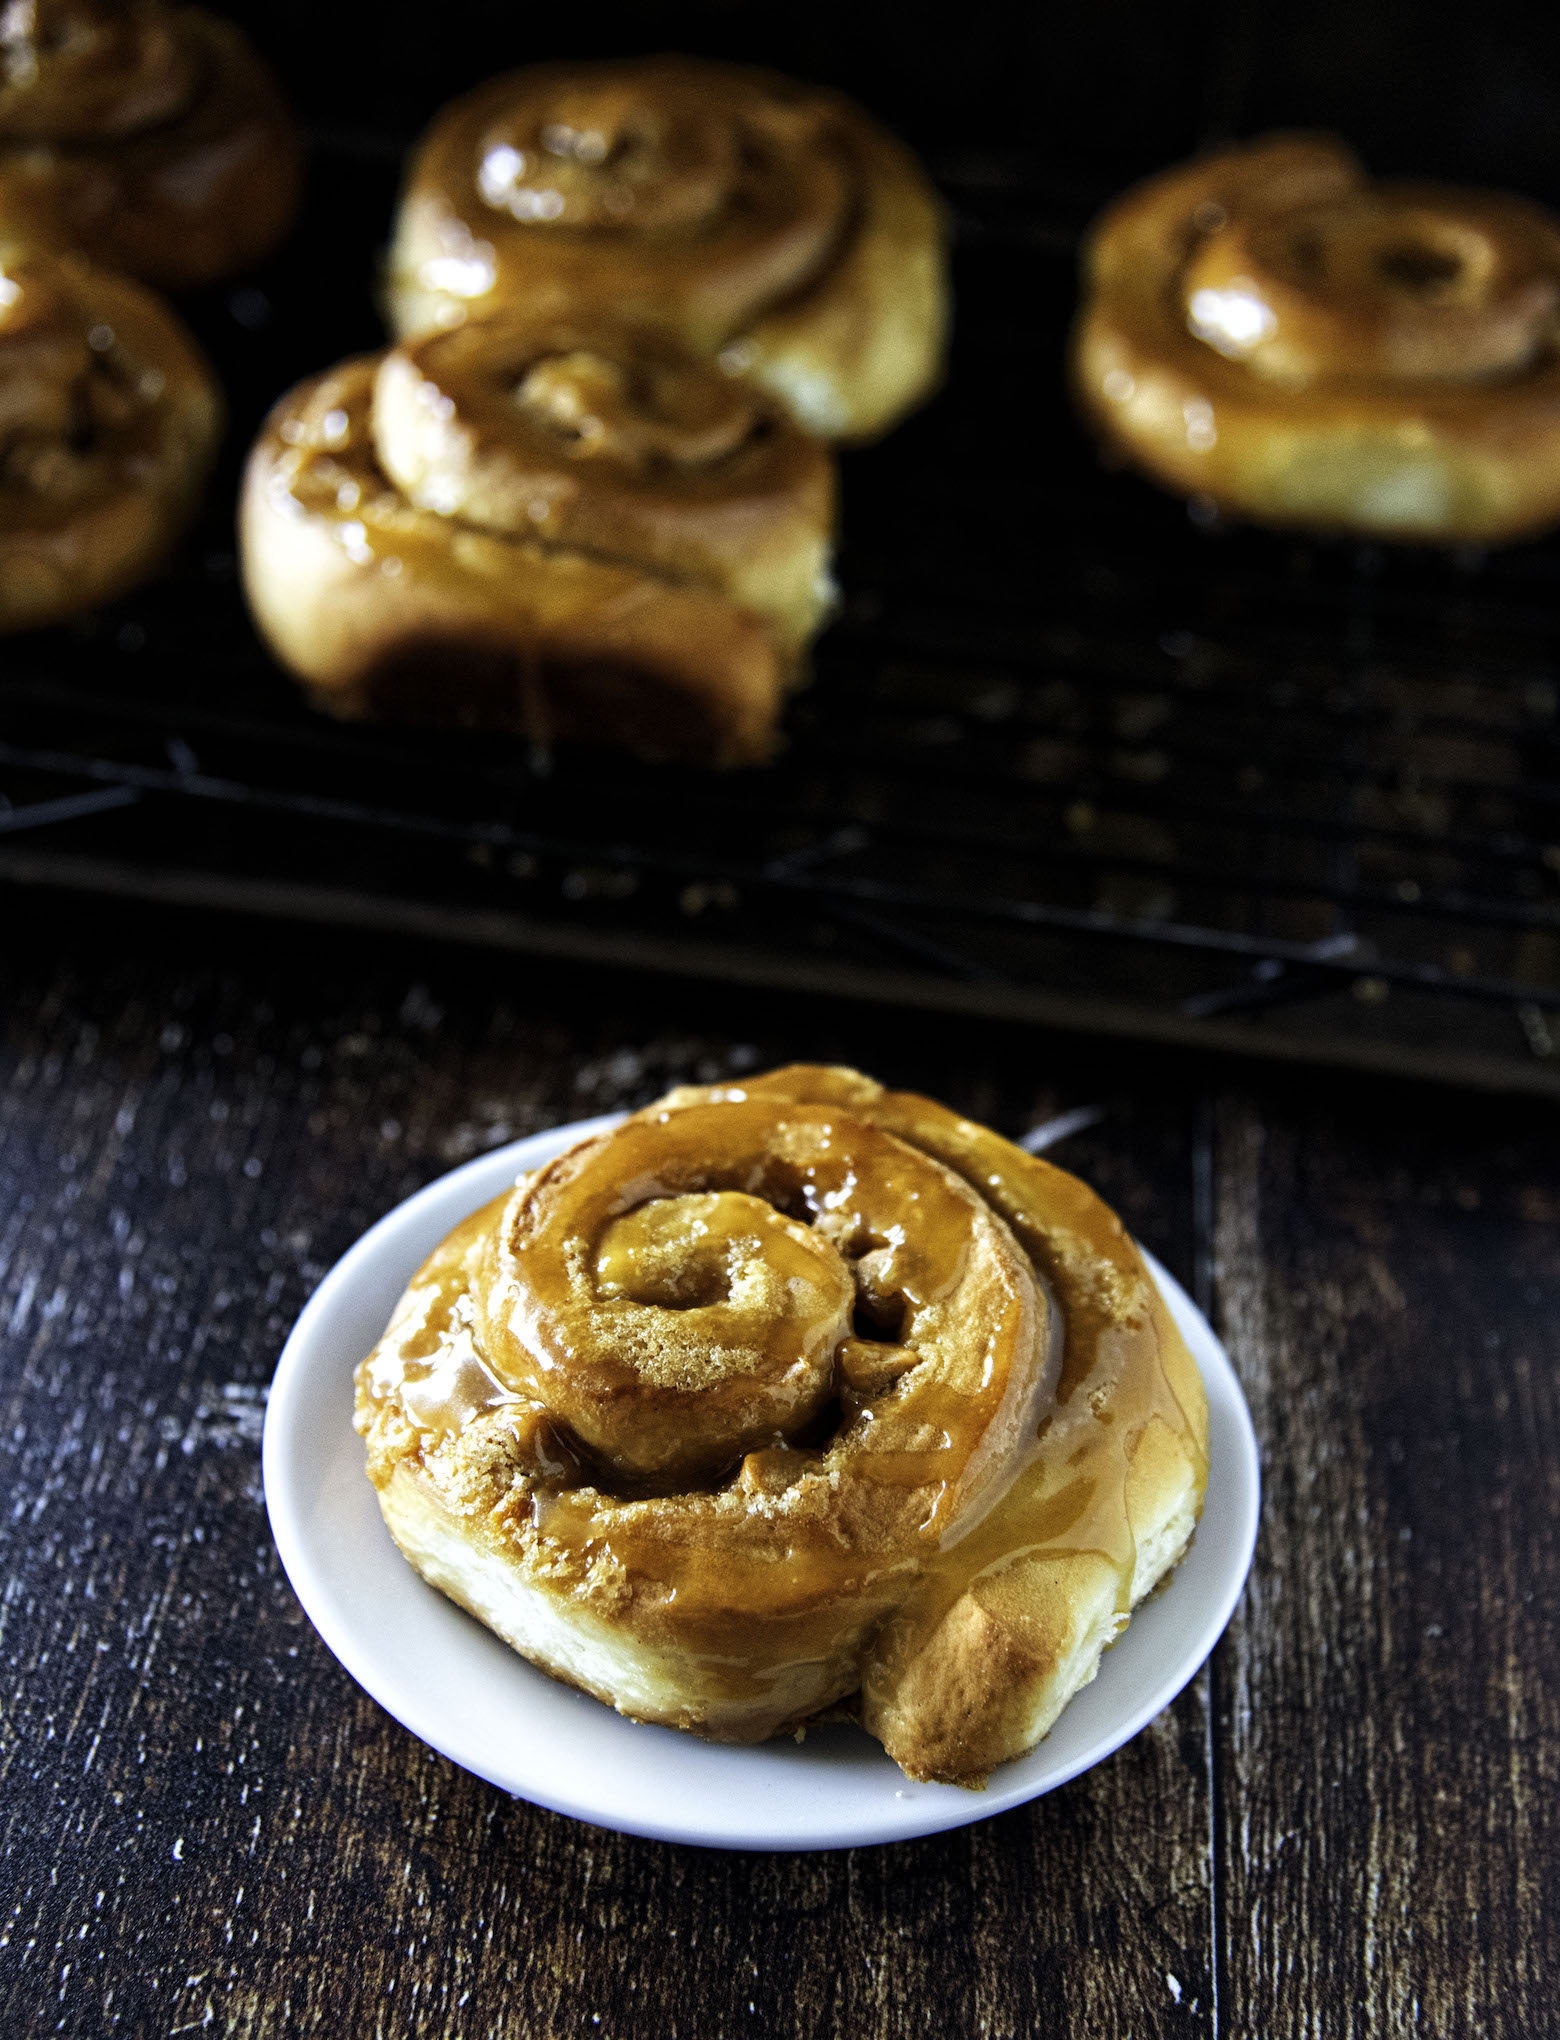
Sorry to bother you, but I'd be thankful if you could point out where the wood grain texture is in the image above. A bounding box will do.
[0,898,1554,2038]
[1210,1094,1560,2040]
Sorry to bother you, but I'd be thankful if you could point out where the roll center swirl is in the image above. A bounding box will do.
[0,256,167,516]
[1182,183,1560,386]
[368,311,816,570]
[0,0,197,142]
[478,1098,1056,1509]
[478,82,740,233]
[514,348,760,465]
[582,1188,852,1479]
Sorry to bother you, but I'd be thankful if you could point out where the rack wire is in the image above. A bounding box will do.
[4,140,1560,1096]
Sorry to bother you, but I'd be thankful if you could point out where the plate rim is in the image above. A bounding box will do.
[263,1114,1260,1852]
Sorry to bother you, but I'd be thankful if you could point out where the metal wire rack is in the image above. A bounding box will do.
[4,137,1560,1097]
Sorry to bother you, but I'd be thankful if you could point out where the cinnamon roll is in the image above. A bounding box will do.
[1074,134,1560,542]
[354,1065,1209,1786]
[0,1,301,290]
[0,244,220,631]
[239,310,835,767]
[386,57,948,443]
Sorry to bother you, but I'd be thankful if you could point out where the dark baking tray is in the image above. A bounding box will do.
[5,13,1560,1098]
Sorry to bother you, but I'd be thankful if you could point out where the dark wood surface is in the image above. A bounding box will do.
[0,895,1555,2039]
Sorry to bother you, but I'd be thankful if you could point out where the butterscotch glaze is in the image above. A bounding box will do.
[0,0,300,288]
[355,1068,1209,1779]
[0,243,219,629]
[387,58,948,444]
[1074,134,1560,542]
[240,317,835,767]
[363,1196,592,1482]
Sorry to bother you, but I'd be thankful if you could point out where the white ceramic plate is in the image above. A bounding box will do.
[264,1115,1260,1852]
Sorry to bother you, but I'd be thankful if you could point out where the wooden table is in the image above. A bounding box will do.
[1,893,1555,2038]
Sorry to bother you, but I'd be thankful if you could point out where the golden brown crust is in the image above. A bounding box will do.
[239,319,837,768]
[386,56,947,443]
[0,244,221,631]
[0,2,301,290]
[354,1066,1209,1784]
[1073,133,1560,543]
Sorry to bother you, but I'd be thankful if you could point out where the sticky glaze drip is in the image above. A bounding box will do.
[363,1197,516,1431]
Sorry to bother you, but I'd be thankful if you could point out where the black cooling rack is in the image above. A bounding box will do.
[5,135,1560,1097]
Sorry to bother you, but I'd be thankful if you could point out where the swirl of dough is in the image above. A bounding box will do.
[0,243,220,631]
[355,1067,1210,1783]
[1074,133,1560,542]
[387,57,948,442]
[0,0,196,140]
[0,0,301,288]
[240,314,835,767]
[477,1098,1053,1499]
[356,1086,1062,1757]
[372,314,831,636]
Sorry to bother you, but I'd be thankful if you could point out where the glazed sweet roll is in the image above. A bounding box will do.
[1074,134,1560,542]
[0,0,301,289]
[239,311,836,765]
[354,1065,1210,1785]
[0,245,220,630]
[386,57,948,442]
